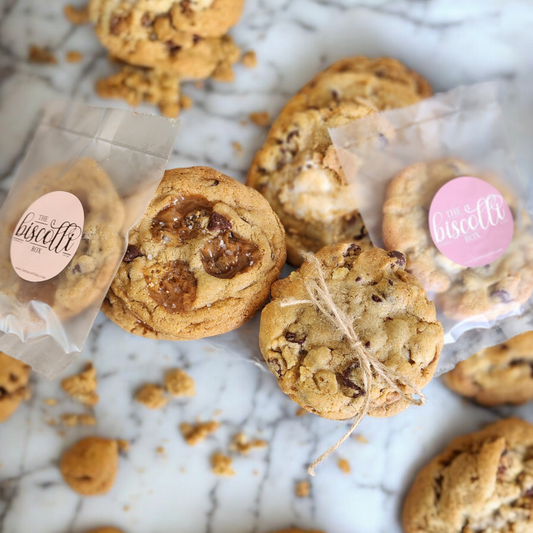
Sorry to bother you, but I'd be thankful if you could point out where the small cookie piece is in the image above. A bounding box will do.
[164,369,195,397]
[230,432,267,454]
[60,437,119,495]
[211,452,235,477]
[249,111,270,126]
[66,51,83,62]
[242,50,257,68]
[259,244,443,420]
[88,0,242,80]
[61,413,97,426]
[247,56,431,266]
[28,45,57,64]
[96,65,181,118]
[443,331,533,406]
[295,480,310,498]
[64,4,90,24]
[135,384,168,409]
[180,420,219,445]
[61,362,99,406]
[383,158,533,320]
[102,167,286,340]
[403,418,533,533]
[0,352,31,423]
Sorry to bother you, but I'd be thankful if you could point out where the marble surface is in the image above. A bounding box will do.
[2,1,533,532]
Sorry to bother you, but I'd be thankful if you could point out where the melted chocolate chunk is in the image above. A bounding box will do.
[268,359,282,378]
[338,363,365,397]
[0,386,6,399]
[343,243,361,257]
[388,250,406,267]
[207,213,232,232]
[123,245,143,263]
[285,332,306,345]
[141,12,152,26]
[110,15,125,35]
[372,295,383,302]
[166,41,182,54]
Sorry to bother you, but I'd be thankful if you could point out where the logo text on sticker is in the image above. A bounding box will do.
[428,176,514,268]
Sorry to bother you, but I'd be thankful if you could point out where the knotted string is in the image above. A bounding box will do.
[279,253,426,476]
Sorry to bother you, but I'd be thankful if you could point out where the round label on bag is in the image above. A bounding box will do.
[10,191,85,282]
[428,177,514,268]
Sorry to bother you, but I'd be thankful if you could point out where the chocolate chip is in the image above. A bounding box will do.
[343,243,361,257]
[72,263,82,274]
[355,277,362,282]
[193,34,202,43]
[285,332,306,345]
[110,15,124,35]
[372,295,382,302]
[364,341,370,348]
[123,245,143,263]
[378,132,388,148]
[338,363,365,396]
[286,130,299,142]
[497,465,506,475]
[388,250,406,267]
[0,386,6,399]
[525,488,533,497]
[386,316,393,321]
[257,167,267,174]
[211,180,219,186]
[353,225,367,241]
[166,41,182,54]
[492,289,511,303]
[9,373,18,383]
[207,213,232,232]
[268,359,282,378]
[388,279,393,286]
[331,90,339,99]
[141,12,152,26]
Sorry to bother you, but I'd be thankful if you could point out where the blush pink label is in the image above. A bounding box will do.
[10,191,85,282]
[429,177,514,268]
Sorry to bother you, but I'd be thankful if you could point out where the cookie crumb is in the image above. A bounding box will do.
[337,458,351,474]
[232,141,244,157]
[242,50,257,68]
[46,418,57,426]
[180,421,219,446]
[28,45,57,64]
[164,369,195,397]
[64,4,89,24]
[61,413,96,427]
[61,362,99,406]
[296,408,307,417]
[44,398,58,406]
[211,452,235,477]
[117,439,130,452]
[355,434,369,444]
[230,432,267,454]
[194,81,204,89]
[123,505,131,512]
[295,480,310,497]
[179,94,193,110]
[156,446,165,455]
[66,51,83,63]
[249,111,270,127]
[135,384,168,409]
[239,119,247,126]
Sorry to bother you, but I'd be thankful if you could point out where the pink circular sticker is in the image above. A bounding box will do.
[428,177,514,268]
[10,191,85,282]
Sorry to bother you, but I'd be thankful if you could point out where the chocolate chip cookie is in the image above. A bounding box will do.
[60,437,119,495]
[88,0,242,80]
[443,332,533,406]
[403,418,533,533]
[383,158,533,320]
[0,351,31,422]
[259,243,443,420]
[102,167,286,340]
[247,56,432,266]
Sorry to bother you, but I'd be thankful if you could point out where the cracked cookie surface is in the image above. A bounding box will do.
[247,56,432,266]
[443,332,533,406]
[102,166,286,340]
[259,243,443,420]
[0,352,31,422]
[383,158,533,320]
[403,418,533,533]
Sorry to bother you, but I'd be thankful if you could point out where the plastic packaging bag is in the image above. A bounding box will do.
[0,101,179,379]
[329,83,533,374]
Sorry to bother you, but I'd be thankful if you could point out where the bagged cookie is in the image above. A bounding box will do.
[0,101,179,379]
[328,82,533,373]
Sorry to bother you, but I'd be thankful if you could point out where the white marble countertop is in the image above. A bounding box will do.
[2,1,533,532]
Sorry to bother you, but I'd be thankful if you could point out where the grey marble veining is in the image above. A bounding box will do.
[2,1,533,532]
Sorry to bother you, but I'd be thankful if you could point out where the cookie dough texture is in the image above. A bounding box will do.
[247,56,432,266]
[102,167,286,340]
[259,243,443,420]
[88,0,243,80]
[0,352,31,422]
[383,158,533,320]
[60,437,119,495]
[443,331,533,406]
[403,418,533,533]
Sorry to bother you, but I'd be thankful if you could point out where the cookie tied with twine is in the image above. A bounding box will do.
[259,243,444,475]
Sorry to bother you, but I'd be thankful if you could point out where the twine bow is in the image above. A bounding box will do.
[279,253,426,476]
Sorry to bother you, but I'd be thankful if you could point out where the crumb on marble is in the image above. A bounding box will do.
[117,439,130,452]
[156,446,165,455]
[355,434,369,444]
[61,362,99,406]
[46,418,57,426]
[123,505,131,512]
[66,51,83,63]
[338,458,351,474]
[242,50,257,68]
[211,452,235,477]
[296,408,307,416]
[164,369,195,397]
[253,469,259,476]
[135,384,168,409]
[179,94,193,110]
[239,119,247,126]
[295,480,310,497]
[28,45,57,64]
[64,4,89,24]
[249,111,270,127]
[230,432,267,455]
[194,81,204,89]
[232,141,244,156]
[61,413,96,427]
[44,398,58,406]
[180,421,219,446]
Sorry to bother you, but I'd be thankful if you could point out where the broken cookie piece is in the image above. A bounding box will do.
[135,384,168,409]
[211,452,235,477]
[61,413,97,427]
[230,432,267,454]
[295,480,310,498]
[61,362,99,406]
[164,369,195,397]
[180,421,219,445]
[0,352,31,423]
[64,4,89,24]
[28,45,57,64]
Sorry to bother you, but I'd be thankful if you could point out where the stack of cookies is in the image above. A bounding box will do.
[89,0,245,116]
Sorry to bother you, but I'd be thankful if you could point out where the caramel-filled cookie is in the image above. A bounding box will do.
[88,0,242,80]
[383,158,533,320]
[247,56,432,266]
[403,418,533,533]
[0,352,31,422]
[443,332,533,406]
[259,243,443,420]
[103,167,286,340]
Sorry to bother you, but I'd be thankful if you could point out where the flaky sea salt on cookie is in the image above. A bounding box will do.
[259,243,443,421]
[102,166,286,340]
